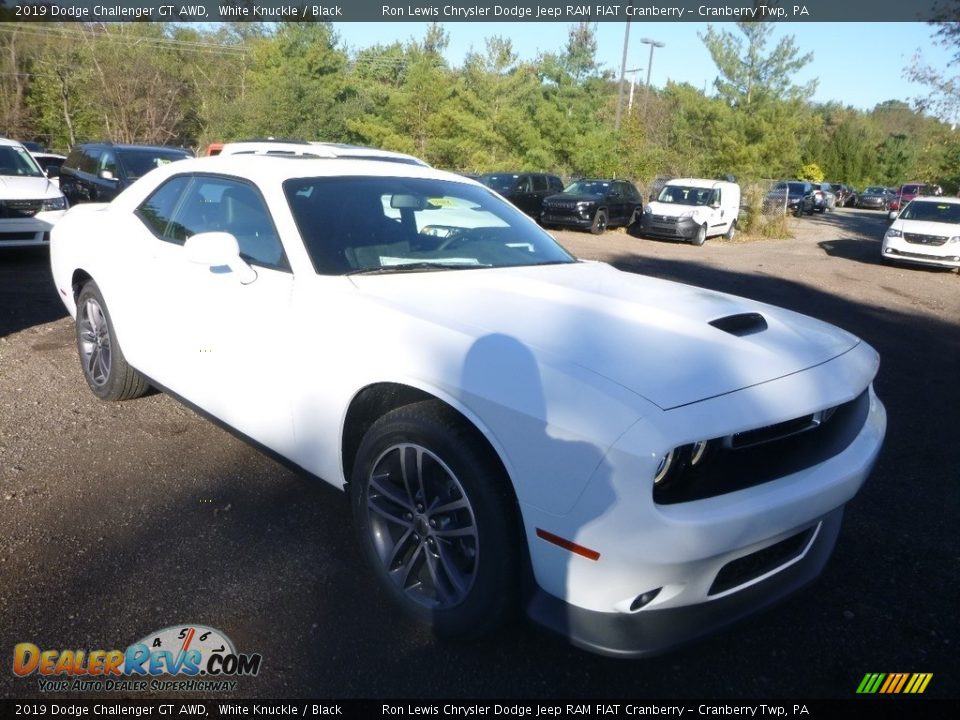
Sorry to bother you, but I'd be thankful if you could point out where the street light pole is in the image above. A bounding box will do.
[614,19,632,131]
[626,67,643,113]
[640,37,665,90]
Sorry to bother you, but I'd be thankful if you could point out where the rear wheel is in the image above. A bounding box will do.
[75,281,149,401]
[723,220,736,241]
[351,401,519,638]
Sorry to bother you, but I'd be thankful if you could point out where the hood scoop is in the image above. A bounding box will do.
[709,312,768,337]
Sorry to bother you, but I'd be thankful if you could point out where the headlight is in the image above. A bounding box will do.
[885,228,903,239]
[642,205,652,214]
[41,196,68,211]
[947,236,960,244]
[653,440,716,486]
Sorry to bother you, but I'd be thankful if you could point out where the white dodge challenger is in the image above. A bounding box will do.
[50,156,886,657]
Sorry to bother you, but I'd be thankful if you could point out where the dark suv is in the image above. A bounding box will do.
[541,178,643,234]
[478,172,564,221]
[59,142,192,205]
[764,181,815,216]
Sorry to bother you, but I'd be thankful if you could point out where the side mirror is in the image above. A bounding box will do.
[184,231,257,284]
[98,169,117,182]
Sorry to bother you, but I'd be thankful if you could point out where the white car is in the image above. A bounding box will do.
[1,138,68,247]
[639,178,740,245]
[882,196,960,269]
[50,155,886,656]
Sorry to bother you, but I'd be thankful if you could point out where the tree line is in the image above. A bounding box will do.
[2,20,958,190]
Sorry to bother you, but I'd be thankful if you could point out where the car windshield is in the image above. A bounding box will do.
[864,186,886,194]
[117,148,191,181]
[899,200,960,224]
[657,185,715,206]
[285,176,576,276]
[479,174,519,193]
[0,145,44,178]
[563,180,609,196]
[771,182,806,196]
[900,184,925,195]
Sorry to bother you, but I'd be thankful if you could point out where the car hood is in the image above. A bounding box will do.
[891,218,960,237]
[0,175,62,200]
[646,201,709,218]
[544,193,602,204]
[350,262,860,410]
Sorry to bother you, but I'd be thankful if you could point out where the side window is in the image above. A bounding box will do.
[608,183,623,200]
[78,149,99,174]
[517,175,532,193]
[136,176,191,239]
[549,176,564,192]
[98,151,118,177]
[171,177,287,270]
[532,175,548,192]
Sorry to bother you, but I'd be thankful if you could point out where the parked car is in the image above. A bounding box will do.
[764,181,814,216]
[810,183,836,213]
[829,183,856,207]
[59,143,193,206]
[637,178,741,245]
[218,139,428,167]
[478,172,564,221]
[29,152,67,186]
[887,182,930,218]
[857,186,892,211]
[0,137,68,247]
[882,196,960,269]
[541,178,642,234]
[50,154,886,657]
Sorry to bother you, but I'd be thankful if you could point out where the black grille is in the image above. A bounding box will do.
[709,526,816,595]
[0,232,38,242]
[0,199,43,218]
[654,389,870,505]
[904,233,948,246]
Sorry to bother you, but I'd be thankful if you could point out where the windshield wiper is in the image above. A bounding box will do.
[344,261,482,276]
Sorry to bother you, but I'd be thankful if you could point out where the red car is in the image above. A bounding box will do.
[889,183,929,214]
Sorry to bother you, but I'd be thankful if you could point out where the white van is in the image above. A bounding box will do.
[639,178,741,245]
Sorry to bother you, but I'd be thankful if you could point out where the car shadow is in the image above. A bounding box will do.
[0,246,68,337]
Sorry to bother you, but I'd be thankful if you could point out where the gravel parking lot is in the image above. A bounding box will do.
[1,208,957,699]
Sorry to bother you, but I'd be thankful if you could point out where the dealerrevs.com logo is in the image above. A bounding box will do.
[13,625,262,693]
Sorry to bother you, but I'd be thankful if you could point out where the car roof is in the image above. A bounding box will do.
[907,195,960,205]
[667,178,737,189]
[140,154,469,185]
[219,140,428,167]
[0,137,27,149]
[74,142,192,154]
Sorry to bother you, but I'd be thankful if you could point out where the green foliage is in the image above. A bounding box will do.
[0,21,956,193]
[799,163,825,183]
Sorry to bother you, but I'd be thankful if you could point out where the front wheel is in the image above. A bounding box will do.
[351,401,519,638]
[692,223,707,246]
[590,210,607,235]
[75,281,149,401]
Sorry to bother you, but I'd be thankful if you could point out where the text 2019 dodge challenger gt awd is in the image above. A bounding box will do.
[50,155,886,657]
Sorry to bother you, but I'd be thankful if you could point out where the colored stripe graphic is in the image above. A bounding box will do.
[857,672,932,694]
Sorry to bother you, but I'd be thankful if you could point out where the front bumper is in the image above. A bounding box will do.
[541,209,594,230]
[639,214,698,240]
[0,210,65,247]
[520,345,886,656]
[882,240,960,268]
[528,507,843,658]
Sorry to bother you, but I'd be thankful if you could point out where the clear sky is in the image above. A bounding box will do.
[333,22,954,115]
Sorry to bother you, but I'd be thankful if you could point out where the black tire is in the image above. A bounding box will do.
[723,219,736,241]
[692,223,707,246]
[351,400,519,638]
[590,210,607,235]
[75,281,150,401]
